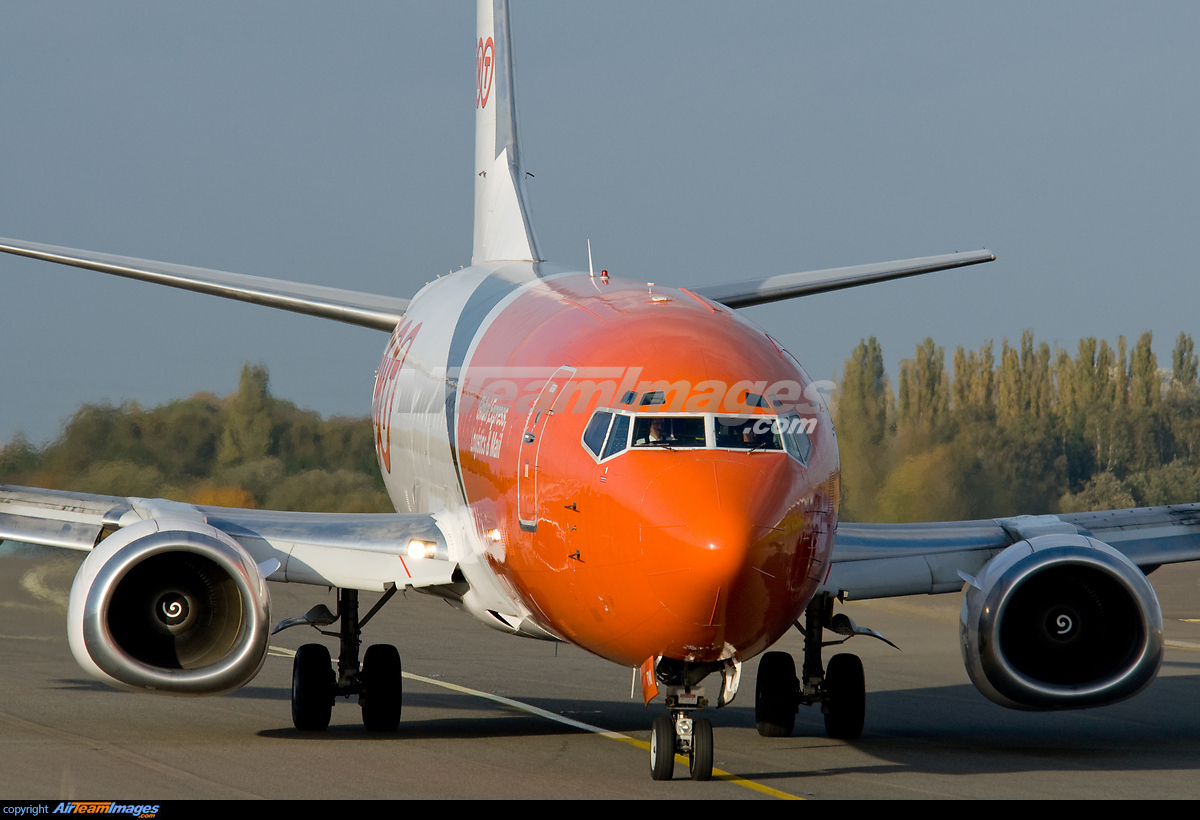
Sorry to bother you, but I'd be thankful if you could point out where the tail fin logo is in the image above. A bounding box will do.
[476,36,494,109]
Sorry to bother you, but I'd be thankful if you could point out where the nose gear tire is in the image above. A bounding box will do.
[650,715,676,780]
[689,718,714,781]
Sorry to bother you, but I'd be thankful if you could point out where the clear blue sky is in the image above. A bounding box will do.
[2,1,1198,445]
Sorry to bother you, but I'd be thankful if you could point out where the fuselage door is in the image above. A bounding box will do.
[517,365,576,531]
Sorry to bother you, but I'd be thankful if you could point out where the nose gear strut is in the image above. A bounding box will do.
[647,658,732,781]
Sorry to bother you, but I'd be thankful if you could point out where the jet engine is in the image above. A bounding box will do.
[67,517,272,695]
[960,534,1162,710]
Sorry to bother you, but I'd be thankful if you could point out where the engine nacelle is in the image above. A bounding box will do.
[67,517,271,695]
[960,534,1162,710]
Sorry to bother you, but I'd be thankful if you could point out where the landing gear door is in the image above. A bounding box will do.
[517,365,576,531]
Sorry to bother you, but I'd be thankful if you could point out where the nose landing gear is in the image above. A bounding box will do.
[649,692,716,781]
[646,658,736,781]
[650,691,716,781]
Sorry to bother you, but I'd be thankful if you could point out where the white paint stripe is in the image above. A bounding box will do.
[402,670,628,739]
[1166,639,1200,650]
[268,646,620,736]
[401,670,800,798]
[266,645,799,798]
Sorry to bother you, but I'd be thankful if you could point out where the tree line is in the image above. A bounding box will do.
[835,330,1200,522]
[0,365,391,513]
[7,336,1199,522]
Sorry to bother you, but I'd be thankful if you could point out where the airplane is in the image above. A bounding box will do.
[2,0,1199,784]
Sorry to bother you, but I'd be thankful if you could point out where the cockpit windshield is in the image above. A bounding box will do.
[714,416,783,451]
[581,410,814,465]
[631,416,706,449]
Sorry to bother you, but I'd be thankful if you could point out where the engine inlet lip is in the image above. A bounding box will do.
[979,545,1163,708]
[82,529,270,695]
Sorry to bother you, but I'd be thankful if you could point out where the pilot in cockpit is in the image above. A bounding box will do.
[741,423,770,449]
[648,418,669,443]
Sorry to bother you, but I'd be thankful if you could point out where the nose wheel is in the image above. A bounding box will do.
[689,717,713,780]
[650,716,675,780]
[649,708,715,781]
[647,672,718,782]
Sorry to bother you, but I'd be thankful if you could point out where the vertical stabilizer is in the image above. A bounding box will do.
[473,0,542,265]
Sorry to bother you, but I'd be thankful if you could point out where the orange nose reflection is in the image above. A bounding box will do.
[638,455,816,659]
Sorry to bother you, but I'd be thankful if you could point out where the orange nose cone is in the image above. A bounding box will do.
[646,502,755,628]
[638,455,814,661]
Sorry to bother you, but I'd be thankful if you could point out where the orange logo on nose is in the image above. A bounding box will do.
[477,36,494,108]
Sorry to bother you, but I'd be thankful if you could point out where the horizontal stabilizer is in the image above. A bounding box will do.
[692,250,996,309]
[0,237,409,331]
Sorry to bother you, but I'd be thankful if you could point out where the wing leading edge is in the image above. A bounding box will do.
[0,237,409,332]
[822,506,1200,600]
[0,485,456,592]
[693,250,996,309]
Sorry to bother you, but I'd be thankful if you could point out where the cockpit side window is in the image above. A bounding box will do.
[582,411,613,458]
[601,414,631,459]
[779,415,814,465]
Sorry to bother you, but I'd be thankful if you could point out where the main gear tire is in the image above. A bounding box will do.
[292,643,334,731]
[360,643,403,732]
[823,653,865,740]
[755,651,798,737]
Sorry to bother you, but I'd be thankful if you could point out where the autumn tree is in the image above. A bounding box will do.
[835,338,891,520]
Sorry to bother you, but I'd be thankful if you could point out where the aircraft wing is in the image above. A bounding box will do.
[0,484,457,592]
[692,250,996,309]
[821,505,1200,600]
[0,237,408,332]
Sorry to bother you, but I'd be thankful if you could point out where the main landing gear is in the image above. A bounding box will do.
[275,587,403,732]
[755,593,895,740]
[647,658,739,781]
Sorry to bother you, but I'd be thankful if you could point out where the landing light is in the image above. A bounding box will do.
[406,539,438,560]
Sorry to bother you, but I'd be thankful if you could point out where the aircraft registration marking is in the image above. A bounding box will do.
[266,646,800,798]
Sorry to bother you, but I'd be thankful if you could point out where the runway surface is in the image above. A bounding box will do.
[3,540,1200,800]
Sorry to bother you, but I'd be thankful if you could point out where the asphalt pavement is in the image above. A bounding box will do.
[3,541,1200,799]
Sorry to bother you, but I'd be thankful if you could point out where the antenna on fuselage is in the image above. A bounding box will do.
[588,239,595,278]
